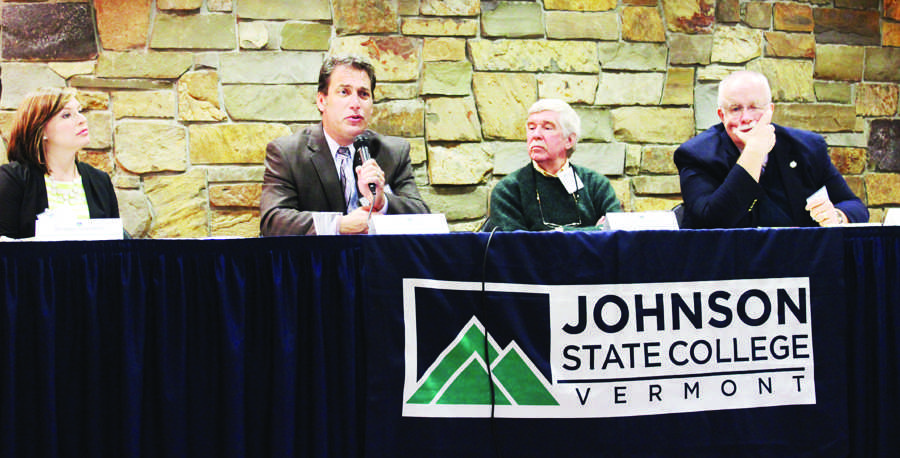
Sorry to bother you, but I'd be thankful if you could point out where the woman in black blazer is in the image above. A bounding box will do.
[0,87,119,239]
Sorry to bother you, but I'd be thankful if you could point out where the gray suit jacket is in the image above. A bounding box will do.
[260,123,429,236]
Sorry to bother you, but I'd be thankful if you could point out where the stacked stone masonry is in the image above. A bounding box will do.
[0,0,898,237]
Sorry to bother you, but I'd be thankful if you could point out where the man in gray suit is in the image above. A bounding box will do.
[260,55,429,236]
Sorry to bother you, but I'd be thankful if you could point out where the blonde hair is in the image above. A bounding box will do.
[7,87,78,174]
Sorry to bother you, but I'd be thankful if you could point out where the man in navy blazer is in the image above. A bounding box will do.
[260,55,429,236]
[674,71,867,229]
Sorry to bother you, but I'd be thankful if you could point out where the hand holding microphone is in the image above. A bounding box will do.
[353,134,385,214]
[353,134,379,197]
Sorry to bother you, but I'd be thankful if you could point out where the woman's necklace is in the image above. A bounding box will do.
[45,173,84,206]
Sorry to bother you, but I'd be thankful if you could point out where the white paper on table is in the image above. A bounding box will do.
[806,186,829,206]
[35,208,123,241]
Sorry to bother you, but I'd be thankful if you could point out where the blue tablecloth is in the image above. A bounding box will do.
[0,227,897,457]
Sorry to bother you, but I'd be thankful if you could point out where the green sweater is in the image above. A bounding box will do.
[487,163,621,231]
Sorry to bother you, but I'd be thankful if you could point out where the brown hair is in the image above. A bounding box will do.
[317,54,376,95]
[7,87,78,175]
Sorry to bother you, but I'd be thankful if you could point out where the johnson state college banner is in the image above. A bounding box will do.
[362,229,847,457]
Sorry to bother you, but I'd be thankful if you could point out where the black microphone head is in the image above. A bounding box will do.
[353,133,370,152]
[353,133,372,168]
[353,133,379,161]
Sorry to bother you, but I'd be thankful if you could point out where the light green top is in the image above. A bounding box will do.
[44,174,90,219]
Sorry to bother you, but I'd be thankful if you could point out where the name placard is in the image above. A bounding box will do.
[369,214,449,235]
[603,211,679,231]
[36,218,124,241]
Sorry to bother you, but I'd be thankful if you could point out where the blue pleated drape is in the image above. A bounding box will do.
[0,237,364,458]
[844,227,900,457]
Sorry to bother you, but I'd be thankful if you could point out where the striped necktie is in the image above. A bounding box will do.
[337,146,353,210]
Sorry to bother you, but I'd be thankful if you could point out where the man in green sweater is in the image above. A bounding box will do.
[486,99,621,231]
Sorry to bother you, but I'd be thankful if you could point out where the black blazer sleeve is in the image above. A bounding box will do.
[0,161,119,239]
[0,163,31,238]
[78,162,120,219]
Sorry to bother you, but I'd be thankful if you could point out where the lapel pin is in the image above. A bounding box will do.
[789,161,797,168]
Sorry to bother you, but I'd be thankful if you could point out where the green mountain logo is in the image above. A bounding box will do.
[406,316,558,406]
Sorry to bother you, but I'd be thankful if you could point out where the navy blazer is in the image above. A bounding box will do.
[674,123,868,229]
[260,123,429,236]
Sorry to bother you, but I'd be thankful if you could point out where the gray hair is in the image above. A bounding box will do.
[528,99,581,156]
[717,70,772,108]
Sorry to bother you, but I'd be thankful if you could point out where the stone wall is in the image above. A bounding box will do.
[1,0,898,237]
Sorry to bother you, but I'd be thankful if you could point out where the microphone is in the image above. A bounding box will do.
[353,134,378,196]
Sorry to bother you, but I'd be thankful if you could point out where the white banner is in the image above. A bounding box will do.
[403,278,815,418]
